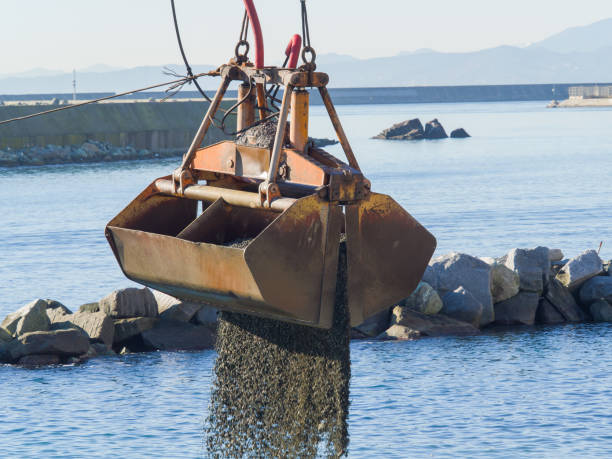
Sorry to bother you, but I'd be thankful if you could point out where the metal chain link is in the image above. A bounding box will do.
[235,10,251,63]
[300,0,316,69]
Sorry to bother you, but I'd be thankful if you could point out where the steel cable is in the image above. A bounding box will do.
[0,73,215,126]
[170,0,213,102]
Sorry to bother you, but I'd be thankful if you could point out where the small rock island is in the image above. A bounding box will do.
[373,118,470,140]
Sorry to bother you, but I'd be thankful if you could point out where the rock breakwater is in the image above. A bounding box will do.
[0,140,182,167]
[2,245,610,367]
[0,137,339,168]
[0,288,217,366]
[365,247,611,341]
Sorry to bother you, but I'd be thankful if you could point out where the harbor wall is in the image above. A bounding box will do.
[0,100,233,150]
[5,82,609,107]
[2,82,608,151]
[309,83,581,105]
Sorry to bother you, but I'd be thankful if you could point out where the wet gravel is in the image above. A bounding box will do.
[206,242,350,457]
[235,119,280,150]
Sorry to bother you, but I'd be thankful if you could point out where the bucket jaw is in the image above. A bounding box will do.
[345,193,436,327]
[107,180,344,328]
[106,63,436,329]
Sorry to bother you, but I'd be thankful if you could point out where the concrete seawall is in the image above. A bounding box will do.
[6,82,607,108]
[2,82,602,152]
[0,100,233,150]
[308,84,577,105]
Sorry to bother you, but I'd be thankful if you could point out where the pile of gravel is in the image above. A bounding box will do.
[235,119,283,150]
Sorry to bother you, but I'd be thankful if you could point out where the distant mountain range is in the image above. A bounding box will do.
[529,18,612,53]
[3,18,612,94]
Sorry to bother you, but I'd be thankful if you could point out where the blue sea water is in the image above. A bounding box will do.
[1,100,611,457]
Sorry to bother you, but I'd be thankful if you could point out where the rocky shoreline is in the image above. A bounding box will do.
[1,246,610,367]
[0,140,182,168]
[0,138,339,168]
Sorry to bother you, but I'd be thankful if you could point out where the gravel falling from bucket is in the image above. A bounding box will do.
[206,242,350,458]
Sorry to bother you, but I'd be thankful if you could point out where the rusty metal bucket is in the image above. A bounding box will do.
[105,62,437,329]
[106,177,344,327]
[106,178,435,329]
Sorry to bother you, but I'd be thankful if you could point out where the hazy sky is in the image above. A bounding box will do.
[3,0,612,73]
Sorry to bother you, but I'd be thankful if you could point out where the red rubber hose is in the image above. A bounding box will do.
[285,34,302,69]
[242,0,264,68]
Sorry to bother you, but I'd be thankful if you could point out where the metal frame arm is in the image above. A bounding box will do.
[318,86,360,171]
[173,70,232,193]
[259,84,294,207]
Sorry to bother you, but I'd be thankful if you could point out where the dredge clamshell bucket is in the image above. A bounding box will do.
[106,178,345,328]
[106,178,435,329]
[106,57,437,329]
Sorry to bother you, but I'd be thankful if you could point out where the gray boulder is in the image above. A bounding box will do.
[424,119,448,139]
[373,119,424,140]
[421,265,437,287]
[86,343,116,358]
[377,325,422,340]
[450,128,470,138]
[154,291,202,323]
[141,321,215,351]
[44,300,72,323]
[0,327,12,342]
[380,307,479,340]
[441,287,483,328]
[427,252,494,326]
[494,291,540,326]
[17,354,61,367]
[502,247,550,293]
[7,329,89,361]
[536,299,565,324]
[193,306,218,326]
[0,343,10,363]
[479,257,496,265]
[589,300,612,322]
[549,249,564,262]
[2,299,51,336]
[310,138,339,148]
[52,312,114,348]
[399,129,424,140]
[354,308,392,337]
[544,278,585,322]
[78,303,100,313]
[400,282,443,315]
[490,263,520,303]
[99,288,157,319]
[579,276,612,306]
[556,250,603,291]
[113,317,158,344]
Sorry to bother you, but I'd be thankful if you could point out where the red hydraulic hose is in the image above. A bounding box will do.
[242,0,264,68]
[285,34,302,69]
